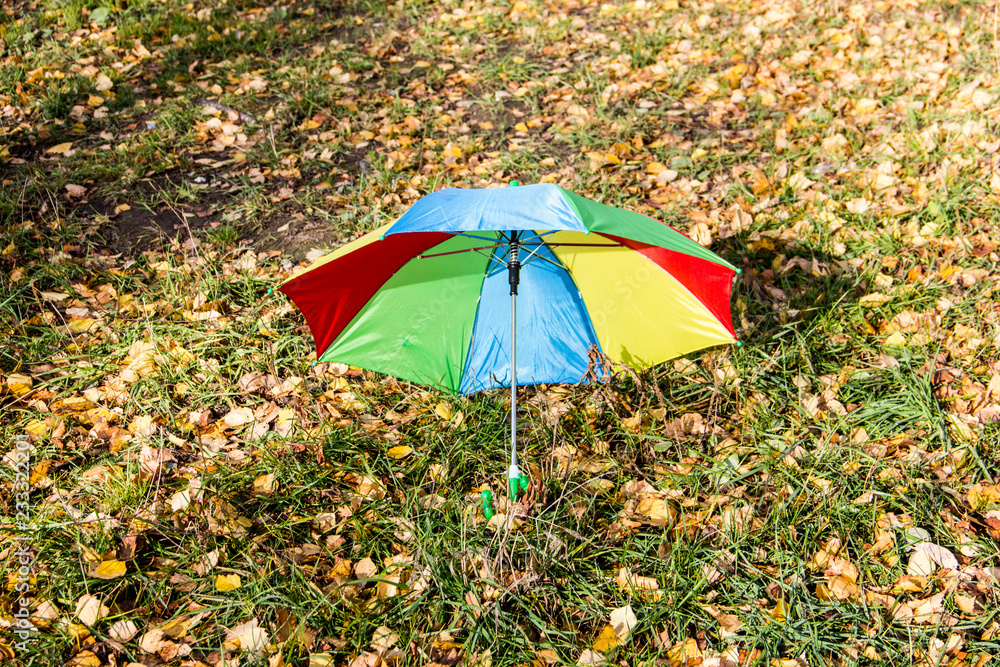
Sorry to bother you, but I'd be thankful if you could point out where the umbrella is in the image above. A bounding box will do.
[279,183,739,500]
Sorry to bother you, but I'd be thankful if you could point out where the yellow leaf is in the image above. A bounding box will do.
[46,142,73,154]
[768,598,789,622]
[884,331,907,346]
[95,73,113,91]
[67,650,101,667]
[665,638,701,666]
[617,567,659,592]
[748,168,770,196]
[6,373,33,396]
[968,483,1000,510]
[828,574,860,601]
[646,161,666,174]
[215,574,242,591]
[387,445,413,459]
[859,293,891,307]
[592,625,618,652]
[160,618,193,639]
[513,122,528,132]
[87,95,104,107]
[24,417,57,438]
[68,318,99,333]
[253,473,277,495]
[90,559,127,580]
[434,402,453,420]
[633,497,676,526]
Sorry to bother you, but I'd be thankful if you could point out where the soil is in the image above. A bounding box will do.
[87,170,343,259]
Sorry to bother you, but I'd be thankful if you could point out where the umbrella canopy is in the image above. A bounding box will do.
[279,183,738,395]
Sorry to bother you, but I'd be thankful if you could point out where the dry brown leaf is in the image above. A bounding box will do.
[610,604,636,644]
[253,473,278,495]
[109,619,140,643]
[225,618,269,652]
[74,595,108,627]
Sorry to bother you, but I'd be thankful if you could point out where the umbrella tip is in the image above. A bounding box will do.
[736,340,744,348]
[735,268,743,274]
[312,361,318,366]
[510,180,519,187]
[267,287,274,294]
[379,234,386,240]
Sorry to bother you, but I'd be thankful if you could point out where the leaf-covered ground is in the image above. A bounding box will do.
[3,0,1000,665]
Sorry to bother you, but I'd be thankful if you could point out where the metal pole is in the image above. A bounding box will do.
[507,232,524,501]
[511,289,517,468]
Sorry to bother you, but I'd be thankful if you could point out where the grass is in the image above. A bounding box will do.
[2,0,1000,665]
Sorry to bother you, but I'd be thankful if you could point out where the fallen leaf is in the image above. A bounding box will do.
[109,619,139,642]
[371,625,399,653]
[5,373,33,396]
[592,625,618,652]
[74,595,108,627]
[610,604,637,644]
[354,557,378,580]
[434,402,453,420]
[223,406,255,428]
[253,473,278,495]
[665,638,702,667]
[215,573,242,591]
[907,542,958,575]
[90,559,127,579]
[577,649,606,665]
[67,651,101,667]
[884,331,907,346]
[859,293,892,307]
[139,628,177,656]
[46,142,73,155]
[387,445,413,459]
[225,618,269,652]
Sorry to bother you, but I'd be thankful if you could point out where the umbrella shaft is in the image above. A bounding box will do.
[510,290,517,467]
[509,233,520,469]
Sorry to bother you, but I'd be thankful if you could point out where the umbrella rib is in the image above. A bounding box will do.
[544,242,622,248]
[523,251,568,272]
[418,243,504,259]
[458,233,504,243]
[521,230,569,271]
[519,240,623,271]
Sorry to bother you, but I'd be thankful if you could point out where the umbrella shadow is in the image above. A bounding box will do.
[612,229,889,434]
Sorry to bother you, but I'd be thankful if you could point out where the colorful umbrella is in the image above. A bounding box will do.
[279,183,739,499]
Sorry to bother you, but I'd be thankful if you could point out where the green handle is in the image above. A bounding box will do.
[480,490,495,520]
[508,475,530,501]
